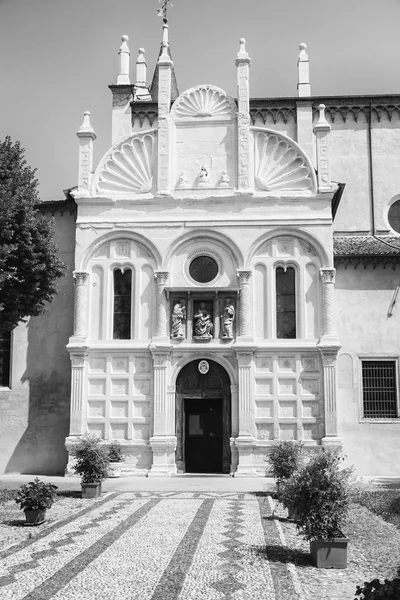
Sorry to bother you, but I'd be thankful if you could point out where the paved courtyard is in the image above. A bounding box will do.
[0,490,299,600]
[1,478,398,600]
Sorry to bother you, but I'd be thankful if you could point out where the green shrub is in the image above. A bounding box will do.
[282,448,353,541]
[355,577,400,599]
[71,434,110,484]
[15,478,58,511]
[108,441,125,463]
[267,441,304,481]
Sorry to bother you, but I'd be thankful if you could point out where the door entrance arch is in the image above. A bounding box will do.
[175,359,231,474]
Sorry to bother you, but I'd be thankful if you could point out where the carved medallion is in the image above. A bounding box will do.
[198,360,210,375]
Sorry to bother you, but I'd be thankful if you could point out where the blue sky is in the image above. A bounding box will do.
[1,0,399,200]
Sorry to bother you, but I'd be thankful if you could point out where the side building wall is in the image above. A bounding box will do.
[335,263,400,475]
[0,206,75,475]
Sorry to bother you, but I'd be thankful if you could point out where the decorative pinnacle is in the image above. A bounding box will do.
[314,104,331,132]
[298,42,308,60]
[119,35,130,54]
[137,48,146,64]
[77,111,96,139]
[236,37,251,65]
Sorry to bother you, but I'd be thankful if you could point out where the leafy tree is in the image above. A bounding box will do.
[0,136,65,332]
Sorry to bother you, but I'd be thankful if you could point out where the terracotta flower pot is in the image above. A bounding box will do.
[310,534,349,569]
[81,483,102,499]
[24,509,46,525]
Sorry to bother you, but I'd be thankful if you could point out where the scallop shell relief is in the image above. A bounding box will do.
[96,132,155,195]
[172,85,236,118]
[254,131,314,191]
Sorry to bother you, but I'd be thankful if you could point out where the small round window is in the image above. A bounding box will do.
[388,200,400,233]
[189,255,218,283]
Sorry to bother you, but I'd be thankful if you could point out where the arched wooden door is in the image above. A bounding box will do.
[175,360,231,474]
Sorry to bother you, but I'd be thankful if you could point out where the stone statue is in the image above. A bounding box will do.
[198,166,210,187]
[194,302,213,338]
[218,170,230,188]
[177,171,188,189]
[171,300,186,338]
[222,298,235,338]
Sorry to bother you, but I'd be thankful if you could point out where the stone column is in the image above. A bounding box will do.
[235,351,257,476]
[73,271,89,340]
[65,349,88,475]
[320,268,336,338]
[296,43,314,165]
[148,346,177,476]
[154,271,169,340]
[237,270,253,339]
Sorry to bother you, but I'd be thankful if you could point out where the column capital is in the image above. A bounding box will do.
[149,344,172,367]
[73,271,89,286]
[237,269,252,283]
[154,271,170,285]
[320,267,336,284]
[235,350,254,367]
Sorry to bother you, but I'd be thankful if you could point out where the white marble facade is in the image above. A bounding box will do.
[65,34,342,476]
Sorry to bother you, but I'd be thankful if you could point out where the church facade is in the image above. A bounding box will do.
[1,24,400,477]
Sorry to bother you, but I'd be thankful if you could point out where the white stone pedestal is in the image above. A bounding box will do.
[234,436,257,476]
[148,436,177,477]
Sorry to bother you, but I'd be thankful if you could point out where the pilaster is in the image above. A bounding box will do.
[296,43,314,165]
[148,345,176,476]
[237,270,253,340]
[76,112,96,196]
[154,271,170,341]
[157,21,173,194]
[65,348,88,475]
[235,350,257,476]
[72,271,89,341]
[314,103,332,192]
[235,38,252,192]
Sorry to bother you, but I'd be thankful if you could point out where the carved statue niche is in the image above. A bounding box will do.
[193,301,213,340]
[171,298,186,339]
[221,297,235,339]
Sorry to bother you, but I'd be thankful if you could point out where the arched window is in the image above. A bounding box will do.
[276,267,296,338]
[113,269,132,339]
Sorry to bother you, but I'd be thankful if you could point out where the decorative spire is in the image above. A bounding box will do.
[134,48,152,101]
[117,35,130,85]
[150,0,179,102]
[236,38,251,64]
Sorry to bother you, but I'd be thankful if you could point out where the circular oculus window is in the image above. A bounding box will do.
[388,200,400,234]
[189,255,219,283]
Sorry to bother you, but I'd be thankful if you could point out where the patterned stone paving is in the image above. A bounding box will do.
[0,492,298,600]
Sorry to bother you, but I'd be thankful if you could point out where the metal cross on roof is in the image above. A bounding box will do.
[157,0,173,20]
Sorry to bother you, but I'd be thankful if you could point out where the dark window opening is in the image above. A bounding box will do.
[189,256,218,283]
[388,200,400,234]
[362,360,398,419]
[113,269,132,339]
[276,267,296,339]
[0,331,11,387]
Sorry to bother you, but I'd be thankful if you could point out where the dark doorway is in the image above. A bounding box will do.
[185,398,223,473]
[175,359,231,474]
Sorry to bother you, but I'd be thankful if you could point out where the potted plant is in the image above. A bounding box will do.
[15,478,58,525]
[355,577,400,599]
[268,441,303,520]
[71,434,110,498]
[283,448,353,569]
[107,441,125,478]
